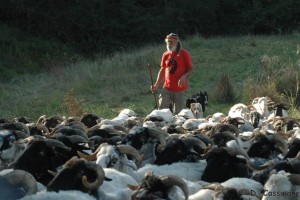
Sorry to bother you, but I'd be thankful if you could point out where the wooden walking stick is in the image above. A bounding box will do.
[148,64,159,109]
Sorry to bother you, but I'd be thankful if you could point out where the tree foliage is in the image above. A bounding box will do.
[0,0,299,55]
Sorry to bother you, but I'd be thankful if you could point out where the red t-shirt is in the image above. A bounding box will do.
[160,49,193,92]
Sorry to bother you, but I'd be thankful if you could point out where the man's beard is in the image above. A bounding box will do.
[167,45,177,52]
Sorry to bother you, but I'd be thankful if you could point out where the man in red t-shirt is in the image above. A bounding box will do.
[151,33,193,114]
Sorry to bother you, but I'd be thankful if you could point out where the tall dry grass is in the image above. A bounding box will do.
[243,53,300,116]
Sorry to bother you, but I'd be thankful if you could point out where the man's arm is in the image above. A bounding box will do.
[178,67,193,88]
[151,67,165,93]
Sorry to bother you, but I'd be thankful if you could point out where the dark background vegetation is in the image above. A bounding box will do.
[1,0,300,56]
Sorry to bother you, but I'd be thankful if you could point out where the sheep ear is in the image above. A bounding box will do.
[127,184,139,190]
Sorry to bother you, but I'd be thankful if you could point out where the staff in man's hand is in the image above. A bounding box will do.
[148,64,159,109]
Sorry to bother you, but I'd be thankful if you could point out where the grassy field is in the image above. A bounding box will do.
[1,25,300,121]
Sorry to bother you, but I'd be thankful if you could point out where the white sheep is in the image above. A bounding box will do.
[177,108,195,119]
[177,103,203,119]
[131,161,207,182]
[168,115,188,127]
[96,168,138,200]
[262,170,300,200]
[144,108,173,123]
[89,147,207,183]
[21,190,97,200]
[207,112,227,124]
[182,118,207,130]
[188,177,263,200]
[118,109,136,117]
[252,97,271,119]
[228,103,251,120]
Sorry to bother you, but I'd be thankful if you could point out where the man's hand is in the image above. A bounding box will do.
[150,84,159,93]
[178,75,187,87]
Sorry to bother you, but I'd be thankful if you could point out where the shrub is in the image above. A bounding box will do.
[214,73,235,103]
[243,54,300,106]
[63,89,84,117]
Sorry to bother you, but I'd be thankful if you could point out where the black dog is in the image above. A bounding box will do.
[186,91,208,112]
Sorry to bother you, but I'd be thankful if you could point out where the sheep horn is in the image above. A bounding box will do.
[295,151,300,160]
[67,135,89,144]
[159,175,189,200]
[66,126,92,148]
[127,184,140,190]
[288,151,300,163]
[37,115,47,124]
[67,116,81,123]
[211,124,239,136]
[252,97,259,104]
[226,147,269,171]
[70,127,90,141]
[14,130,30,140]
[48,115,65,123]
[88,136,103,144]
[77,151,97,161]
[227,124,240,135]
[198,145,219,160]
[265,134,288,155]
[82,161,105,190]
[15,136,41,144]
[182,137,206,149]
[14,122,30,135]
[107,135,123,144]
[48,124,65,135]
[219,130,239,144]
[113,124,129,133]
[86,124,101,136]
[175,126,187,134]
[36,123,50,135]
[45,139,71,151]
[63,156,84,168]
[7,161,15,168]
[241,128,266,142]
[253,159,281,170]
[292,120,300,129]
[77,142,108,161]
[147,127,166,146]
[48,170,58,177]
[288,174,300,186]
[117,144,143,162]
[4,169,37,196]
[167,134,180,140]
[69,121,88,131]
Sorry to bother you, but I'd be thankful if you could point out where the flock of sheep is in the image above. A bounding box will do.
[0,95,300,200]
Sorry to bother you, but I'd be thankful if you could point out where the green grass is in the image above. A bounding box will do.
[1,26,300,121]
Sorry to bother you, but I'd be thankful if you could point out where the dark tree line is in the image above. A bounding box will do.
[0,0,299,55]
